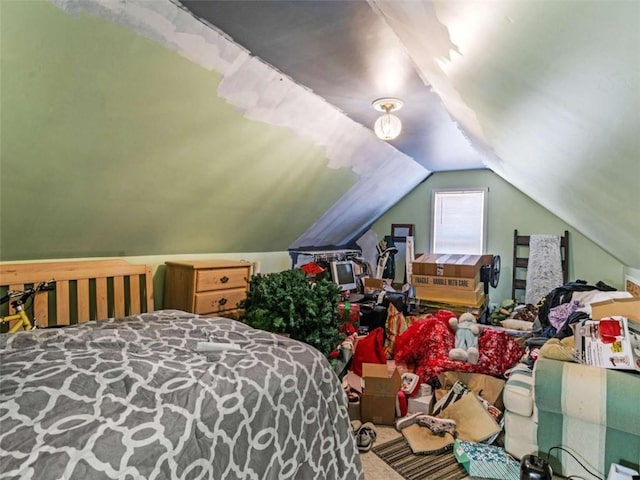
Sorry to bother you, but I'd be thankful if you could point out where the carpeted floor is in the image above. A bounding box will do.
[359,425,472,480]
[360,426,410,480]
[359,426,563,480]
[372,436,468,480]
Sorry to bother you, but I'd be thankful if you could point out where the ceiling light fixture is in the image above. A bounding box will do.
[372,97,404,141]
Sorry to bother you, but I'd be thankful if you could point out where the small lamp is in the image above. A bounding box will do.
[372,97,404,141]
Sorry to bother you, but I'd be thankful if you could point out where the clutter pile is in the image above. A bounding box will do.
[392,373,507,457]
[393,311,524,381]
[338,304,523,456]
[488,299,516,325]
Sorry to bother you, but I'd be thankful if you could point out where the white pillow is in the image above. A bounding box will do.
[500,319,534,331]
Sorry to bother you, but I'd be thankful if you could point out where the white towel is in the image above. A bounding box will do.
[525,235,564,305]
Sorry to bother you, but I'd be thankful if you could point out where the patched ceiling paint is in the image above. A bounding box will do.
[179,0,488,173]
[46,0,430,251]
[371,1,639,267]
[170,0,638,267]
[6,0,637,268]
[0,1,360,259]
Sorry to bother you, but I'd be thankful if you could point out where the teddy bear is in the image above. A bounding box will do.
[448,312,481,364]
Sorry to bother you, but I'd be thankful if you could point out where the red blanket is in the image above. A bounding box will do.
[394,311,524,383]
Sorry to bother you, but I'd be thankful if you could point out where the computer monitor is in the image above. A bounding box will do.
[330,260,357,292]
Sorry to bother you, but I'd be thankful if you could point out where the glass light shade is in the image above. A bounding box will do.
[374,113,402,140]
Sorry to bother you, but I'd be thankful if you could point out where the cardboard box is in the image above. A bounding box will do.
[363,277,383,293]
[412,254,493,278]
[575,316,640,371]
[591,297,640,322]
[412,273,480,291]
[408,395,433,414]
[360,363,402,425]
[413,283,485,305]
[386,359,412,375]
[414,296,489,319]
[348,401,361,421]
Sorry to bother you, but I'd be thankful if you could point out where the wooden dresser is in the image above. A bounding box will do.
[163,260,253,317]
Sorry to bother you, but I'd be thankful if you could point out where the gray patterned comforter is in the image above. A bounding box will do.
[0,310,363,479]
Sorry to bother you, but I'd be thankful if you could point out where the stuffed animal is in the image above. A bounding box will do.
[448,312,481,364]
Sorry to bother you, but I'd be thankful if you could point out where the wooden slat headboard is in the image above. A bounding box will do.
[0,259,154,330]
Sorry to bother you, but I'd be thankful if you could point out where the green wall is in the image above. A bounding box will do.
[126,251,293,310]
[0,1,355,261]
[0,1,629,307]
[371,169,625,305]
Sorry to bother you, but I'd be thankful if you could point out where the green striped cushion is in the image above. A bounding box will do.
[535,357,640,477]
[503,363,535,417]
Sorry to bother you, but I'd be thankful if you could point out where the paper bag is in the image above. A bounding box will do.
[437,371,506,408]
[438,393,501,443]
[402,392,501,454]
[402,424,455,455]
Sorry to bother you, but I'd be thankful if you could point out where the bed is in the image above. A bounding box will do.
[0,260,363,480]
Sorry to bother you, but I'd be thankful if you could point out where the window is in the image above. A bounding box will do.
[430,188,487,254]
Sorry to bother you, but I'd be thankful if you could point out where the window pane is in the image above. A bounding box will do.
[432,190,486,254]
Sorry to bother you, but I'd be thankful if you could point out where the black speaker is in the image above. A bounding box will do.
[520,455,552,480]
[381,291,408,315]
[359,305,387,332]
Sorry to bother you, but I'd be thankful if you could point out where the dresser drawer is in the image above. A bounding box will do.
[194,288,247,315]
[196,267,249,292]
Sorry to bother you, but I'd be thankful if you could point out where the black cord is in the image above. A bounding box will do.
[24,287,37,321]
[567,476,589,480]
[20,285,41,327]
[547,446,603,480]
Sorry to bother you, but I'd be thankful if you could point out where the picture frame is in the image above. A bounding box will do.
[625,275,640,298]
[391,224,414,242]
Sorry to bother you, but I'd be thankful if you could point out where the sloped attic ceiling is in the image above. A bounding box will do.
[372,1,640,268]
[3,1,636,268]
[179,0,639,268]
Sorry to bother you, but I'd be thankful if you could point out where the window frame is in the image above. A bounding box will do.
[429,187,488,255]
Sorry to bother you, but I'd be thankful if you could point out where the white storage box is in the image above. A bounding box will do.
[407,395,433,414]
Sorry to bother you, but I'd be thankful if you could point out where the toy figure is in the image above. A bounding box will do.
[448,312,481,364]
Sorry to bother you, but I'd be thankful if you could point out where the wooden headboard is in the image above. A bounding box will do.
[0,259,154,330]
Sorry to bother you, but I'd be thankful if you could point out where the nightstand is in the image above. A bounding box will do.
[163,260,252,318]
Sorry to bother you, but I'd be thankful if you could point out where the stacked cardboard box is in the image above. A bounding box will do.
[411,254,492,308]
[412,297,489,320]
[360,363,403,425]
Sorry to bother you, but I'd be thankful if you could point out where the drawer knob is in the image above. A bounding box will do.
[220,276,229,283]
[219,298,228,306]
